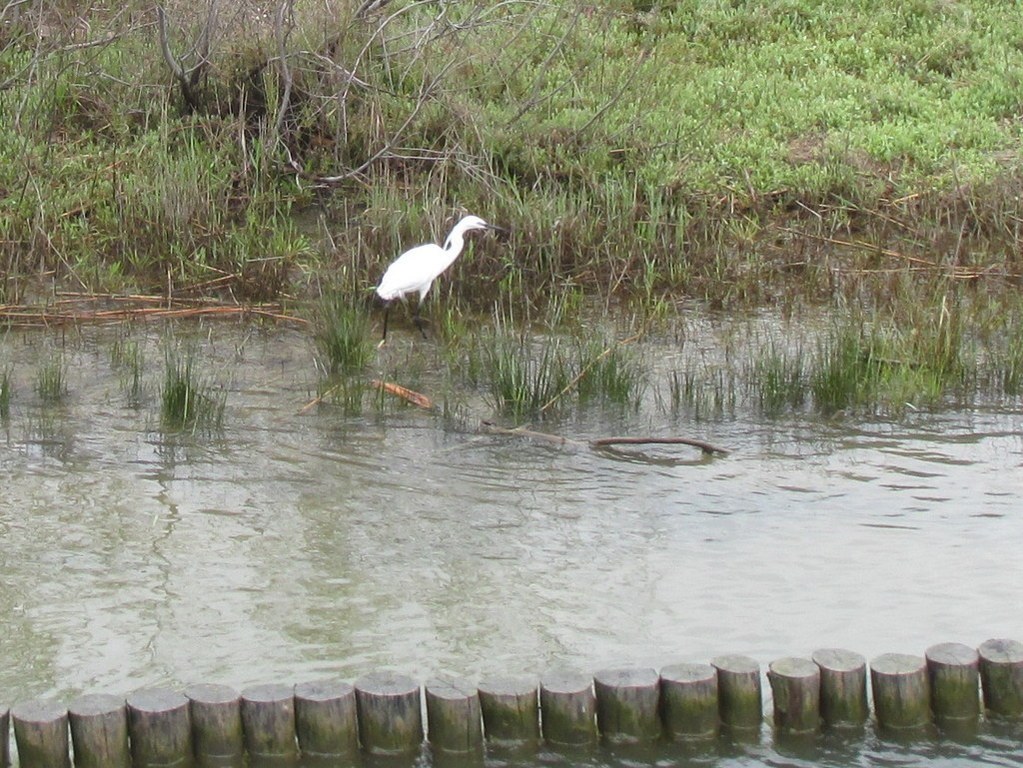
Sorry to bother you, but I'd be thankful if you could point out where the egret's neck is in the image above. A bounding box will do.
[440,232,466,269]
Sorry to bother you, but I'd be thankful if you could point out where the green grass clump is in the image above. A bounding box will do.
[748,343,807,416]
[573,336,646,408]
[111,337,145,406]
[480,332,570,419]
[0,367,11,419]
[313,293,373,376]
[160,347,225,433]
[35,354,67,404]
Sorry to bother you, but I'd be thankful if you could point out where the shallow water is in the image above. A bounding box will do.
[1,320,1021,766]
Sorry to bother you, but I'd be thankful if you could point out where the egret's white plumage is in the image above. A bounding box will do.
[375,214,502,340]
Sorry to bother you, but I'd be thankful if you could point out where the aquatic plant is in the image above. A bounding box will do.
[0,366,11,419]
[312,292,373,376]
[572,335,646,408]
[749,343,807,416]
[35,353,67,404]
[160,347,225,432]
[111,337,145,406]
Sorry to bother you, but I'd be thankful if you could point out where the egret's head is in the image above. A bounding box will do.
[457,214,506,235]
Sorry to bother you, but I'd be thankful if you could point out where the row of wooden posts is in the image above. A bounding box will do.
[2,639,1022,767]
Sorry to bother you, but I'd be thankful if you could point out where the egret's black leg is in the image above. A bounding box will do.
[381,304,391,342]
[413,304,428,339]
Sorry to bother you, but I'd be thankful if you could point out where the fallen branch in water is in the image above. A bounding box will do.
[371,379,433,409]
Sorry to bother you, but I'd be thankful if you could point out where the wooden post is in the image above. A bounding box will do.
[354,672,423,755]
[978,638,1023,720]
[126,688,192,768]
[184,684,243,766]
[869,654,930,731]
[477,676,539,748]
[293,680,359,758]
[11,699,69,768]
[424,678,482,754]
[925,643,980,725]
[0,704,8,768]
[659,663,718,741]
[593,668,660,744]
[711,655,762,731]
[539,672,596,746]
[240,684,297,761]
[767,658,820,736]
[811,648,868,728]
[68,694,130,768]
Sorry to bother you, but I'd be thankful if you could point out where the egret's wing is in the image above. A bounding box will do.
[376,244,444,301]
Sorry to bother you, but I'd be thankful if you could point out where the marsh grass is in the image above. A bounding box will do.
[160,347,225,433]
[111,337,145,406]
[0,367,11,419]
[5,2,1023,313]
[313,293,373,377]
[35,354,67,404]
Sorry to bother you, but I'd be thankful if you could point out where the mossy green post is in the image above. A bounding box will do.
[126,689,192,768]
[767,658,820,736]
[0,705,8,768]
[812,649,868,728]
[593,668,661,744]
[925,643,980,726]
[978,638,1023,720]
[11,699,70,768]
[354,672,423,755]
[477,676,539,748]
[711,655,762,731]
[869,654,931,732]
[0,705,7,768]
[185,684,244,766]
[659,663,718,741]
[424,679,482,754]
[293,680,359,759]
[68,694,130,768]
[240,684,297,761]
[539,672,596,746]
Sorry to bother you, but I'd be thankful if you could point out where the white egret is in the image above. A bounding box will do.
[375,214,504,341]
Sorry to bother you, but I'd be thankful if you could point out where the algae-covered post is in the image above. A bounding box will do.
[424,678,483,754]
[240,683,297,761]
[477,676,539,748]
[767,657,820,736]
[185,683,244,766]
[354,672,423,755]
[68,693,130,768]
[539,672,596,746]
[978,638,1023,720]
[659,663,719,741]
[126,689,192,768]
[293,680,359,759]
[593,668,661,744]
[0,705,8,768]
[711,655,763,731]
[812,648,868,728]
[11,699,70,768]
[925,643,980,726]
[869,654,931,732]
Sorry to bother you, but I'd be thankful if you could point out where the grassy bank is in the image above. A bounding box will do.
[2,0,1023,314]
